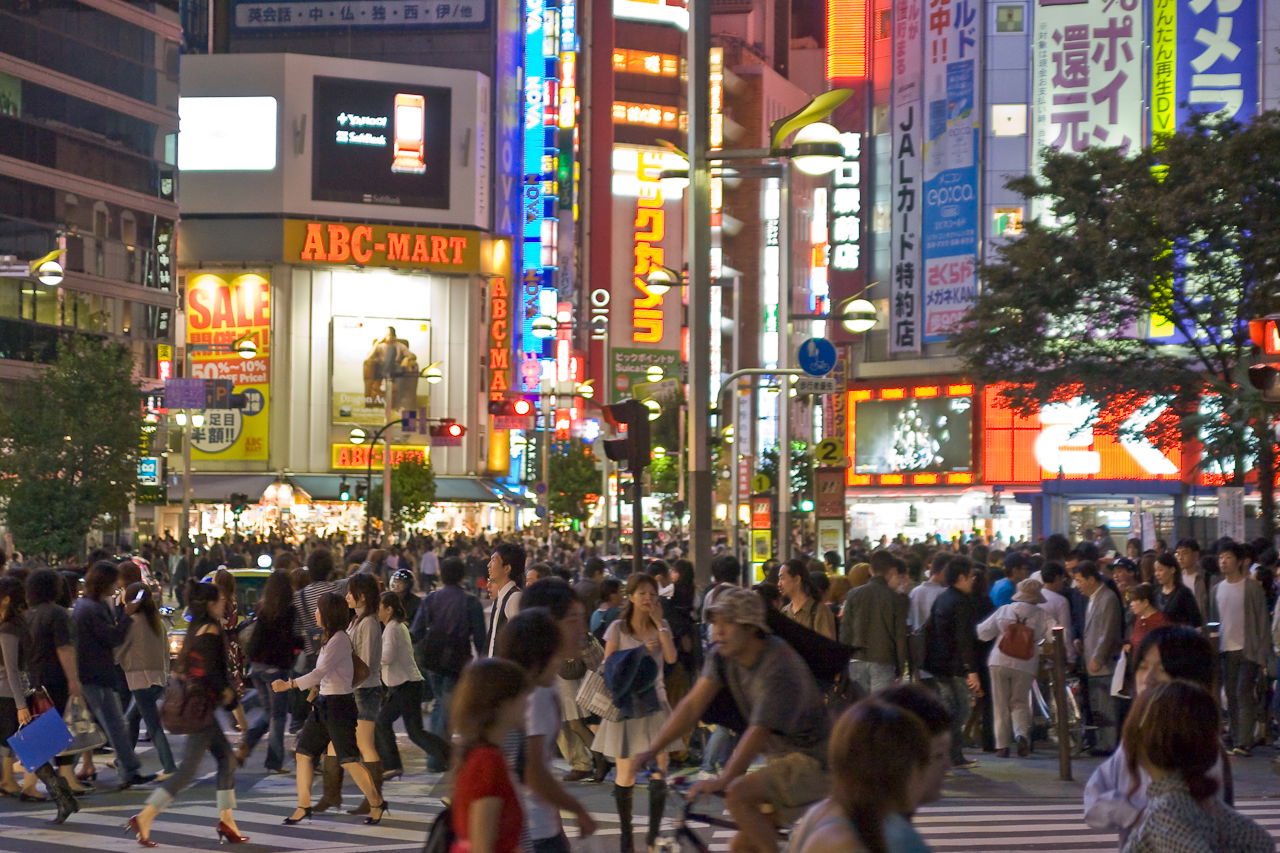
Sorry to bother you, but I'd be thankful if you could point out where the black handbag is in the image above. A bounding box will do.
[159,673,215,735]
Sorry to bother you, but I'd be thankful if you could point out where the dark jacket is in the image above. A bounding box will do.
[411,585,486,655]
[246,604,298,670]
[923,587,980,677]
[839,575,908,673]
[1154,584,1202,628]
[603,645,660,719]
[184,630,231,705]
[71,597,131,688]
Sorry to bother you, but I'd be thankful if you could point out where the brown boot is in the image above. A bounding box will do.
[347,760,382,816]
[312,756,344,813]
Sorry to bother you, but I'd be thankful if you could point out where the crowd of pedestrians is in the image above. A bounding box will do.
[0,526,1276,853]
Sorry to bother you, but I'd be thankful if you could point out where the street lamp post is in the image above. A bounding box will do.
[350,418,406,544]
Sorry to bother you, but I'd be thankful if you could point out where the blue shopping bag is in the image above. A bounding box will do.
[7,709,73,773]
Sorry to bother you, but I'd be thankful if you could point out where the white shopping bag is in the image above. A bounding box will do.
[1110,653,1128,698]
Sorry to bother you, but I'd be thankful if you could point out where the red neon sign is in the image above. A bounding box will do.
[826,0,869,80]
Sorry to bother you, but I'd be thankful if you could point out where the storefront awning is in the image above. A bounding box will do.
[185,474,515,504]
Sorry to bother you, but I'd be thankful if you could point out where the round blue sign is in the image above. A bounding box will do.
[797,338,837,377]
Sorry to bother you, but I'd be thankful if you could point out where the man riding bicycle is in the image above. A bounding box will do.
[632,587,830,853]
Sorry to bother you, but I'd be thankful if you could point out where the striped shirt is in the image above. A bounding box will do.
[293,580,338,657]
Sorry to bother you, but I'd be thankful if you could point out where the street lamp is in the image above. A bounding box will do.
[644,265,678,295]
[422,361,445,384]
[841,298,878,334]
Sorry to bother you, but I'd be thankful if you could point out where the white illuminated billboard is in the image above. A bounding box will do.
[178,97,279,171]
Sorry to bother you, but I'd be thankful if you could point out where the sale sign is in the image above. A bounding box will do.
[185,271,271,461]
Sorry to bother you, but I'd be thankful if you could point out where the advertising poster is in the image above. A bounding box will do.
[1033,0,1145,166]
[185,271,271,461]
[312,77,452,210]
[853,396,972,475]
[890,0,924,353]
[331,317,432,424]
[921,0,980,342]
[1175,0,1258,130]
[610,347,680,400]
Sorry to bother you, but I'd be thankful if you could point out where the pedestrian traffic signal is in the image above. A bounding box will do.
[355,482,368,502]
[488,398,535,417]
[601,399,651,474]
[338,480,351,501]
[1249,314,1280,402]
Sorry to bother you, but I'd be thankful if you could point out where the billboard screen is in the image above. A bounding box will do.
[312,77,452,210]
[853,395,972,476]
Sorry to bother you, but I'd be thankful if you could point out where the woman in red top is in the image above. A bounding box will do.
[1125,583,1170,655]
[450,658,529,853]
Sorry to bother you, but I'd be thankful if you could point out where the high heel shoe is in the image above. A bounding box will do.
[282,806,312,825]
[215,820,250,844]
[124,815,158,848]
[364,800,389,825]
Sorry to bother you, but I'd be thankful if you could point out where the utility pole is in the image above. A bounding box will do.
[382,333,395,546]
[686,0,713,586]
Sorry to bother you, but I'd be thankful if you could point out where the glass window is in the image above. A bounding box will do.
[0,278,19,320]
[991,104,1028,136]
[31,287,60,326]
[994,4,1025,33]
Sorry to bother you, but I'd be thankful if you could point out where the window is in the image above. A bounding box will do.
[993,207,1024,237]
[994,4,1024,33]
[874,8,891,40]
[872,105,889,136]
[991,104,1028,136]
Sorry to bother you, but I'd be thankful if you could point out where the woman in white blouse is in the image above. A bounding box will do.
[373,591,450,780]
[344,573,384,815]
[272,593,386,826]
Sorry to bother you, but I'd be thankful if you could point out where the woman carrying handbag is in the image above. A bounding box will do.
[273,592,386,827]
[0,577,78,824]
[125,581,247,848]
[116,583,177,781]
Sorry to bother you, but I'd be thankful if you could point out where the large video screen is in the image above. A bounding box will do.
[312,77,452,209]
[854,396,972,475]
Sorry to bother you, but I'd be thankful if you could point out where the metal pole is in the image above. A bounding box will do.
[777,160,792,562]
[382,337,395,546]
[686,0,713,587]
[632,475,644,577]
[542,398,551,545]
[180,409,192,570]
[1050,626,1074,781]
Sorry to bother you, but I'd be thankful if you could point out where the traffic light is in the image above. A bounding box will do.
[355,482,368,502]
[601,399,651,473]
[338,480,351,501]
[1248,314,1280,402]
[488,398,535,417]
[430,419,466,447]
[229,493,249,515]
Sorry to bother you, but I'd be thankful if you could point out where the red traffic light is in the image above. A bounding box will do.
[512,398,534,416]
[488,398,536,417]
[446,421,465,438]
[1249,315,1280,356]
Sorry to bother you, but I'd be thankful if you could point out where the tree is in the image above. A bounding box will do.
[0,336,142,558]
[952,112,1280,538]
[390,454,435,532]
[547,439,599,521]
[760,440,814,509]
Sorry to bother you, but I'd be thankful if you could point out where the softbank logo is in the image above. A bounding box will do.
[1034,398,1178,477]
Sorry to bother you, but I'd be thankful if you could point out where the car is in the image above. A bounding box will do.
[166,567,276,660]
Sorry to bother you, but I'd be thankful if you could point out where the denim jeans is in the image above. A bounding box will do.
[146,719,235,813]
[700,725,738,774]
[848,660,898,696]
[243,666,290,770]
[81,682,142,780]
[931,676,972,764]
[376,680,450,772]
[127,684,176,773]
[424,670,458,741]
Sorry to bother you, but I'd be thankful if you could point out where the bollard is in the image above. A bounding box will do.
[1050,625,1073,782]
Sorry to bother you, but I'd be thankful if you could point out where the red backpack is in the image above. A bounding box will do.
[997,614,1036,660]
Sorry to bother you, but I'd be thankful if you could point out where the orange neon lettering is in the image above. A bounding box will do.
[489,347,509,369]
[492,318,508,342]
[387,232,410,261]
[430,235,449,264]
[411,235,430,262]
[491,277,509,298]
[350,225,374,264]
[300,222,326,260]
[450,236,468,263]
[326,224,350,262]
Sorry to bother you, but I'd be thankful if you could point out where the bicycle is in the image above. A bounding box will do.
[650,775,792,853]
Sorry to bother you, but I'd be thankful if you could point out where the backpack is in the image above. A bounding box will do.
[997,614,1035,660]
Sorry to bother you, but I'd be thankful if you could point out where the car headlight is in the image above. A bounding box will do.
[168,634,184,656]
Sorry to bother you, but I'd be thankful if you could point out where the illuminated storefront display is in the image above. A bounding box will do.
[613,0,687,28]
[612,101,680,128]
[632,150,669,344]
[845,384,975,486]
[613,49,679,77]
[331,442,428,470]
[889,0,922,353]
[329,317,432,424]
[284,219,481,272]
[185,272,272,462]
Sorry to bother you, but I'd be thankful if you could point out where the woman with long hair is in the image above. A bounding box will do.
[73,561,155,788]
[778,558,836,640]
[595,573,677,853]
[1120,681,1270,852]
[212,569,250,734]
[1151,553,1202,627]
[0,577,78,822]
[789,700,932,853]
[126,581,246,847]
[236,570,298,773]
[343,573,384,814]
[373,591,449,780]
[449,658,529,853]
[116,582,177,780]
[273,592,386,827]
[23,570,87,794]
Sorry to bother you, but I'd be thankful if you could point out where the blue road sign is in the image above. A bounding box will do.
[797,338,837,377]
